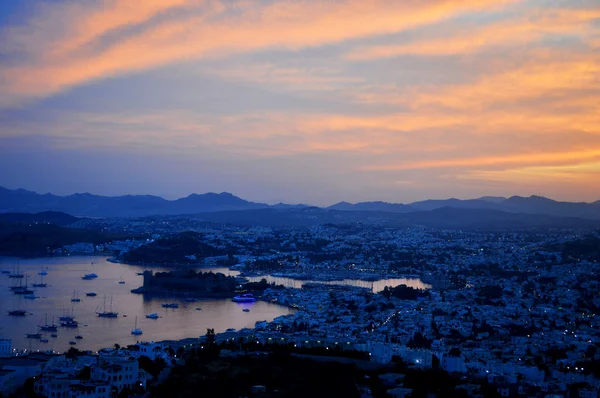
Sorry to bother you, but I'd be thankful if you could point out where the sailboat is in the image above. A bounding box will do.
[8,302,28,316]
[39,314,58,332]
[96,296,118,318]
[32,274,48,288]
[8,263,24,279]
[59,307,75,322]
[71,290,81,302]
[131,316,142,335]
[59,307,78,327]
[38,265,48,276]
[13,275,34,295]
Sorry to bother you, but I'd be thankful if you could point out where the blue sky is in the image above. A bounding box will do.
[0,0,599,205]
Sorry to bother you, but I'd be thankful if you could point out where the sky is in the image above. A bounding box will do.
[0,0,599,206]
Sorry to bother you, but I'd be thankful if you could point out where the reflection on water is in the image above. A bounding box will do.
[0,257,294,352]
[245,275,431,292]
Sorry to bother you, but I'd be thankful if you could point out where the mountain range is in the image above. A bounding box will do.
[1,186,599,220]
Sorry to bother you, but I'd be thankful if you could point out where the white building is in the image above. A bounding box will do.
[34,372,111,398]
[92,354,147,392]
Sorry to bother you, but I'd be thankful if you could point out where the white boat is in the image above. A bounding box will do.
[145,313,159,319]
[38,265,48,276]
[24,293,37,299]
[232,294,256,303]
[131,317,142,335]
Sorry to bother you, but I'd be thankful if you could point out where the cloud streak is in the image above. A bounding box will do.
[0,0,516,107]
[0,0,599,203]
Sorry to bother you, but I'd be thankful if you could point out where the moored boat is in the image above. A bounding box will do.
[131,317,142,335]
[60,319,79,328]
[96,296,119,318]
[232,294,257,303]
[39,315,58,331]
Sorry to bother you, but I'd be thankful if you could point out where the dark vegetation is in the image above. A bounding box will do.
[559,234,600,263]
[152,350,362,397]
[242,278,286,291]
[0,211,80,226]
[152,335,479,398]
[0,223,135,257]
[122,231,225,265]
[380,284,431,300]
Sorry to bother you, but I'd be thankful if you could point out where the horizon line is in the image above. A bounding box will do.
[1,185,598,207]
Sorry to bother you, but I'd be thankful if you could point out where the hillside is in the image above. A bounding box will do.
[0,223,137,257]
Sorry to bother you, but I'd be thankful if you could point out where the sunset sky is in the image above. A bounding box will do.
[0,0,598,205]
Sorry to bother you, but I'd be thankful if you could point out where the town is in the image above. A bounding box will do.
[1,216,599,397]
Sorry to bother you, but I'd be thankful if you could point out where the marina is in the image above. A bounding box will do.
[0,256,425,353]
[0,256,296,352]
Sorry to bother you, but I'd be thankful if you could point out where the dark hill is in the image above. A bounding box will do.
[0,211,80,226]
[0,223,137,257]
[328,201,413,213]
[182,207,600,230]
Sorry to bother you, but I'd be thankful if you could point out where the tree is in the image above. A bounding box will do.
[407,332,432,349]
[448,347,461,357]
[66,347,82,359]
[586,345,597,359]
[206,328,216,344]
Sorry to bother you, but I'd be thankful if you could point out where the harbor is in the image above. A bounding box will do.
[0,256,295,352]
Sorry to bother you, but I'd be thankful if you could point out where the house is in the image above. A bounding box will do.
[91,354,147,392]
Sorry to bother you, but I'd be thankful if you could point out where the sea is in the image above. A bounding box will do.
[0,256,427,353]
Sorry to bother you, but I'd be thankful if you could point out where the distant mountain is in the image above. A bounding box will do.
[409,198,498,212]
[328,201,413,213]
[405,196,600,220]
[1,186,599,220]
[400,207,599,230]
[0,187,270,217]
[478,196,507,204]
[184,206,600,230]
[497,195,600,219]
[271,203,309,209]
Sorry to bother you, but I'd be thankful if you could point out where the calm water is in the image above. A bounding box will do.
[0,256,294,353]
[244,275,431,292]
[0,256,428,353]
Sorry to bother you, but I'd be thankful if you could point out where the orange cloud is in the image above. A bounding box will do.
[364,149,600,171]
[0,0,516,107]
[346,7,600,59]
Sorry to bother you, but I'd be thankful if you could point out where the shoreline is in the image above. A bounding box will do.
[2,254,428,285]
